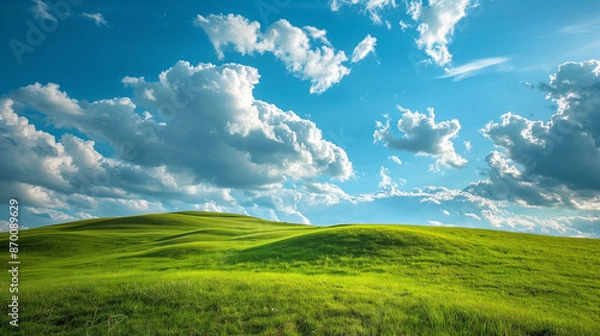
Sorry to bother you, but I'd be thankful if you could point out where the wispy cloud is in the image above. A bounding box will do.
[330,0,397,25]
[520,81,533,88]
[30,0,57,22]
[559,19,600,34]
[351,34,377,63]
[388,155,403,165]
[82,13,109,27]
[439,57,509,81]
[465,213,482,221]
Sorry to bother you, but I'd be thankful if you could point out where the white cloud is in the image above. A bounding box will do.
[301,162,600,237]
[465,212,481,221]
[29,0,56,22]
[464,140,472,152]
[374,105,467,171]
[12,82,84,119]
[351,34,377,63]
[330,0,397,24]
[366,169,596,236]
[379,167,398,193]
[303,26,331,46]
[406,0,473,66]
[480,210,595,236]
[122,61,354,184]
[428,220,456,227]
[27,207,93,223]
[439,57,509,81]
[15,63,353,188]
[194,14,261,59]
[399,20,412,32]
[328,0,475,66]
[388,155,403,165]
[194,14,368,94]
[82,13,109,27]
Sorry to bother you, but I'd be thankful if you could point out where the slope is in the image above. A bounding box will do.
[0,211,598,335]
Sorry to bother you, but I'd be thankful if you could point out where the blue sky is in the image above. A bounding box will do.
[1,0,599,237]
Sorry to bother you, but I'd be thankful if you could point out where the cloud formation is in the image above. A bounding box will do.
[374,106,467,170]
[365,168,596,236]
[1,61,355,225]
[388,155,403,165]
[351,34,377,63]
[439,57,509,81]
[194,14,373,94]
[82,13,109,27]
[406,0,473,66]
[328,0,475,66]
[468,60,600,210]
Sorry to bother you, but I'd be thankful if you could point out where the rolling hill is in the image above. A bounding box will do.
[1,211,599,335]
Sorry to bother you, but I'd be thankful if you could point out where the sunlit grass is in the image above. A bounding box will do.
[1,211,598,335]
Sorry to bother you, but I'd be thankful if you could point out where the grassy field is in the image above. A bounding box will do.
[1,211,599,335]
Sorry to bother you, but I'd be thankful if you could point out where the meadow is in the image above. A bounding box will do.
[0,211,599,335]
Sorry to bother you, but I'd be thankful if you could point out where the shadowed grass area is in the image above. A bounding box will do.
[0,211,598,335]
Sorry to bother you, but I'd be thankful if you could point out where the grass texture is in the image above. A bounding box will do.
[1,211,598,335]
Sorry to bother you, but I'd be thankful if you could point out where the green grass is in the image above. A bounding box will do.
[1,211,599,335]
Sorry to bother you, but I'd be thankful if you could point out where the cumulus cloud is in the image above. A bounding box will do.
[82,13,109,27]
[2,61,355,226]
[303,26,332,46]
[351,34,377,63]
[0,97,236,214]
[439,57,510,81]
[11,83,84,119]
[468,60,600,210]
[239,179,376,224]
[406,0,473,66]
[194,14,372,94]
[27,207,94,223]
[374,105,467,171]
[480,210,596,236]
[365,168,597,236]
[378,167,398,193]
[120,61,354,184]
[194,14,261,59]
[330,0,397,24]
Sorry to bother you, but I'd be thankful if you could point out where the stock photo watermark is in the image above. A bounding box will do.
[255,0,290,26]
[8,0,85,65]
[7,198,20,328]
[327,127,355,150]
